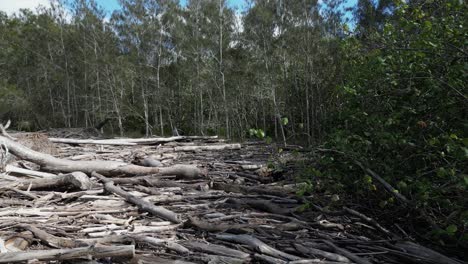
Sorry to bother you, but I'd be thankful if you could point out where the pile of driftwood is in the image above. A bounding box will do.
[0,122,464,264]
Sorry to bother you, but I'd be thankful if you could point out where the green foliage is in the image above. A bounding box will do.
[281,117,289,126]
[249,128,266,139]
[312,0,467,246]
[248,128,273,144]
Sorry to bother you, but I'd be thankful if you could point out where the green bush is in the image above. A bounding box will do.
[310,0,467,246]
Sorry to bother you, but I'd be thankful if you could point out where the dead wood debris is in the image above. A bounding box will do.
[0,127,464,264]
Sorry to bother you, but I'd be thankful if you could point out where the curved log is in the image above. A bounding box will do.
[0,135,203,178]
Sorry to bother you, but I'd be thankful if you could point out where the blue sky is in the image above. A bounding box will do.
[94,0,357,15]
[0,0,356,20]
[90,0,357,26]
[93,0,249,14]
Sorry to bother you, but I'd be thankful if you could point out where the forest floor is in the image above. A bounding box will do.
[0,131,464,264]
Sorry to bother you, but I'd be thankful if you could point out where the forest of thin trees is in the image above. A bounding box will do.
[0,0,346,141]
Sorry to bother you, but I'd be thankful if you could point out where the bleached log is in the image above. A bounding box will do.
[86,225,179,237]
[18,224,87,248]
[241,164,263,170]
[79,224,120,234]
[0,208,135,217]
[90,214,129,225]
[253,254,287,264]
[322,240,372,264]
[0,245,134,263]
[0,239,6,253]
[131,236,190,255]
[201,254,246,264]
[49,135,219,146]
[15,172,93,191]
[5,187,38,199]
[92,172,182,223]
[294,243,351,263]
[0,135,203,178]
[49,138,137,145]
[183,241,250,259]
[172,144,241,152]
[5,165,56,178]
[3,231,33,252]
[215,234,301,261]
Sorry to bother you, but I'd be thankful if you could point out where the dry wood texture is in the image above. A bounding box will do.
[0,130,462,264]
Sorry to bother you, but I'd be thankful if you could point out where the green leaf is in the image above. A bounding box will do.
[256,129,265,139]
[281,117,289,126]
[364,175,372,183]
[397,181,408,190]
[427,41,437,47]
[437,167,447,177]
[446,225,457,234]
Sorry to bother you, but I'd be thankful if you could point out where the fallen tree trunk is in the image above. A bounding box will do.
[49,138,137,145]
[0,245,134,263]
[4,165,56,178]
[182,241,250,260]
[3,231,33,252]
[322,240,372,264]
[0,135,202,178]
[15,172,93,191]
[92,172,182,223]
[48,135,219,146]
[354,161,410,205]
[215,234,301,261]
[172,144,241,152]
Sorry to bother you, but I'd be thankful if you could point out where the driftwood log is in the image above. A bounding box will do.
[0,245,134,263]
[4,165,56,178]
[92,172,182,223]
[1,126,464,264]
[14,172,93,191]
[215,234,301,261]
[0,135,203,178]
[48,135,219,146]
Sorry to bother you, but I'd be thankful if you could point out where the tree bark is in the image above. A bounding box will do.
[92,172,182,223]
[0,135,203,178]
[14,172,93,191]
[0,245,134,263]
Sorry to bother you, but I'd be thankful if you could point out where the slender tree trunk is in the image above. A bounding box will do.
[94,41,102,127]
[219,0,229,138]
[159,106,164,136]
[157,25,164,136]
[60,25,71,128]
[142,86,149,137]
